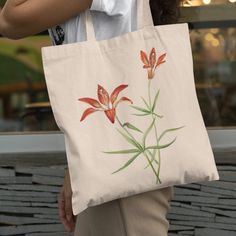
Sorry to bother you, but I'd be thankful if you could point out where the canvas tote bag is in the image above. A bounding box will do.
[41,0,219,215]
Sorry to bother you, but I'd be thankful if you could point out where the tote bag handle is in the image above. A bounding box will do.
[82,0,154,42]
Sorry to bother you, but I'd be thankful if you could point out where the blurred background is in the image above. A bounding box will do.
[0,0,236,133]
[0,1,236,236]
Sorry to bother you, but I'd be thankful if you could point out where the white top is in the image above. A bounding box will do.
[48,0,137,45]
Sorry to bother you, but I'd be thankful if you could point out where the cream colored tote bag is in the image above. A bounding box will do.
[41,0,219,215]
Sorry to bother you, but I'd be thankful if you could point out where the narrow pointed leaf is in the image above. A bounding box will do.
[158,126,185,142]
[111,152,141,174]
[102,149,139,154]
[116,128,143,150]
[153,113,164,118]
[130,105,150,113]
[151,89,160,112]
[146,137,177,150]
[132,113,150,116]
[142,117,156,147]
[144,149,158,169]
[144,159,158,169]
[123,122,143,133]
[141,96,151,110]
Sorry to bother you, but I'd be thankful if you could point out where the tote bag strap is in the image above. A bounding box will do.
[82,0,154,42]
[137,0,154,30]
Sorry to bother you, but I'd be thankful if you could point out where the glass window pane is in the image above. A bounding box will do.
[190,27,236,127]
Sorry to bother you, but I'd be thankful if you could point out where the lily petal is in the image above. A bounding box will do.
[140,50,150,67]
[80,108,98,121]
[104,108,116,123]
[97,84,110,106]
[78,97,102,108]
[114,96,133,108]
[149,48,156,69]
[155,53,166,69]
[110,84,129,105]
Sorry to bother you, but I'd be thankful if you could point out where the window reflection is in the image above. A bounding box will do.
[191,27,236,126]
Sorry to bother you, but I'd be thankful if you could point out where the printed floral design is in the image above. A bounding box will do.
[140,48,166,79]
[78,47,185,184]
[78,84,133,123]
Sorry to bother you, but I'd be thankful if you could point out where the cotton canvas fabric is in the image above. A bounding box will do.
[41,0,219,216]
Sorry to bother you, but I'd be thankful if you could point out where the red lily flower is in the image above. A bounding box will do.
[78,84,133,123]
[140,47,166,79]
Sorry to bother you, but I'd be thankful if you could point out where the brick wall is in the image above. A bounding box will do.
[0,149,234,236]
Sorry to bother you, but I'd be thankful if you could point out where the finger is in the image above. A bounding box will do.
[58,191,72,232]
[65,194,75,230]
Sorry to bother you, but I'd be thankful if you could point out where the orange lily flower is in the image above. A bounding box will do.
[140,47,166,79]
[78,84,133,123]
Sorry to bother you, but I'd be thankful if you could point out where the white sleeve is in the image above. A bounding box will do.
[90,0,132,16]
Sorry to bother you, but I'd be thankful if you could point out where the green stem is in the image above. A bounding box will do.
[143,150,161,183]
[116,114,159,182]
[156,148,161,184]
[146,79,161,183]
[148,79,162,184]
[152,114,162,181]
[148,79,151,108]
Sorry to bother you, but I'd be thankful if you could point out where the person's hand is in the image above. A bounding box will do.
[58,168,76,232]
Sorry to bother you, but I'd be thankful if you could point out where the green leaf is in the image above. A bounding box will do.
[130,105,150,113]
[146,137,177,150]
[116,128,143,150]
[132,113,150,116]
[123,122,143,133]
[111,152,141,174]
[158,126,185,142]
[144,149,158,169]
[142,117,156,148]
[141,96,151,110]
[102,149,140,154]
[151,89,160,112]
[153,113,164,118]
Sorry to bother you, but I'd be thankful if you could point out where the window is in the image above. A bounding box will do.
[180,1,236,128]
[190,27,236,126]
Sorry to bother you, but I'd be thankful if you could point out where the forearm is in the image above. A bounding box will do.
[0,0,92,39]
[0,0,23,39]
